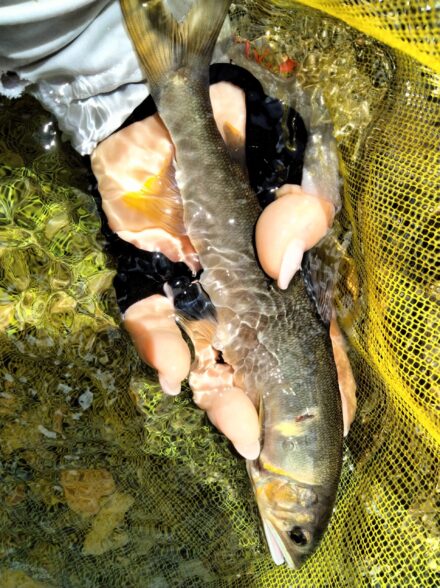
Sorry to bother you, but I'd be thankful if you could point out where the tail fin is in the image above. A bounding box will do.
[120,0,231,90]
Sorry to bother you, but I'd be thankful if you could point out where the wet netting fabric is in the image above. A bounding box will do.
[0,1,438,587]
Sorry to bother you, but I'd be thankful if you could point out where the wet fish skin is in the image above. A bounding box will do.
[120,0,343,567]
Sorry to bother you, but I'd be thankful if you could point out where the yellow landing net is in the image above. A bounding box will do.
[0,1,438,586]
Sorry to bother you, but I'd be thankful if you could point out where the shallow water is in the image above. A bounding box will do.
[0,2,438,587]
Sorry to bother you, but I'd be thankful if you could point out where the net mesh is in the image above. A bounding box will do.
[0,1,438,586]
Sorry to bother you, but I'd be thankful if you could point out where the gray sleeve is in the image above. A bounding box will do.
[0,0,231,155]
[0,0,149,155]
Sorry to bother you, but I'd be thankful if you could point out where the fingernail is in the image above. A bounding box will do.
[277,239,304,290]
[234,440,260,460]
[159,374,181,396]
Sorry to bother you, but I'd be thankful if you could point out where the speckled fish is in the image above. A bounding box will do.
[120,0,343,568]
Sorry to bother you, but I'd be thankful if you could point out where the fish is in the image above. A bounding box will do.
[119,0,343,568]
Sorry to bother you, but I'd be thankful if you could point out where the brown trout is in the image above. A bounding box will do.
[120,0,343,568]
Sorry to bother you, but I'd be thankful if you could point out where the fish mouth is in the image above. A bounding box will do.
[261,516,313,569]
[257,492,333,569]
[247,460,298,567]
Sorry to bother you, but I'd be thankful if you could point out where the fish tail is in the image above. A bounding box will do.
[120,0,231,91]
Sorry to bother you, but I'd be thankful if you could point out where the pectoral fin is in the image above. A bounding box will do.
[223,121,246,167]
[301,220,351,326]
[122,157,185,236]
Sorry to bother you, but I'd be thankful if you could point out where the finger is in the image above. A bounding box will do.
[91,113,174,212]
[116,227,200,273]
[207,387,260,460]
[211,81,246,143]
[190,365,260,460]
[124,295,191,395]
[330,318,357,436]
[210,81,246,165]
[255,184,334,289]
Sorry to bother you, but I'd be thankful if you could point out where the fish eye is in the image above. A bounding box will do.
[288,526,308,546]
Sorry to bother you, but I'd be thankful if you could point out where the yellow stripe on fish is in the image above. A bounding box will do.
[259,459,322,487]
[259,460,299,481]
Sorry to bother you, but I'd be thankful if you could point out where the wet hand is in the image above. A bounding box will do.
[123,293,260,459]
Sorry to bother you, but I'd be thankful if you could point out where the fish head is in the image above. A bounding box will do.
[247,461,335,568]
